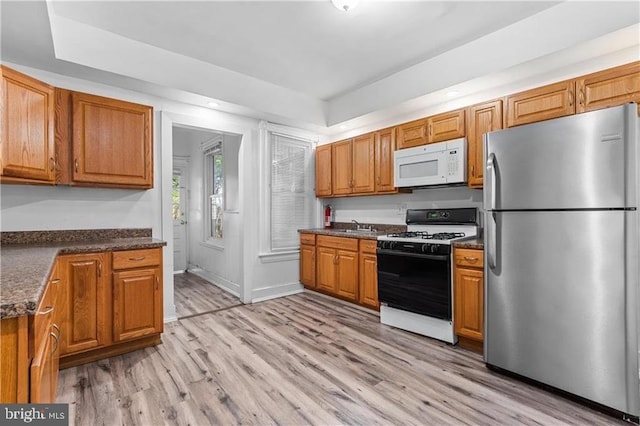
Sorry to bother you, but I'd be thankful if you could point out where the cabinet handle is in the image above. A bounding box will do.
[333,255,338,265]
[51,331,59,355]
[52,323,61,337]
[579,88,584,105]
[155,276,160,290]
[471,165,475,178]
[377,176,381,185]
[568,90,574,107]
[129,256,146,261]
[463,256,479,263]
[50,278,61,285]
[98,261,102,277]
[74,158,79,173]
[49,157,55,172]
[429,123,432,137]
[39,306,54,315]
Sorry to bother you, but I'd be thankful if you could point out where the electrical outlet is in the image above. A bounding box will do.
[397,203,408,216]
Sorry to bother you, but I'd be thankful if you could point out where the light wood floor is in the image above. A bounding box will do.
[173,272,242,319]
[57,291,626,426]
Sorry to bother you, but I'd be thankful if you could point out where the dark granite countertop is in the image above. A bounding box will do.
[299,222,405,241]
[453,238,484,250]
[1,230,166,319]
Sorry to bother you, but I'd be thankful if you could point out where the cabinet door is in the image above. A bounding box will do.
[352,133,375,194]
[375,128,396,193]
[29,329,54,403]
[576,62,640,114]
[358,252,378,309]
[300,244,316,289]
[331,139,353,195]
[454,267,484,341]
[427,109,465,143]
[113,267,163,342]
[336,250,358,301]
[396,119,427,150]
[316,247,337,293]
[1,66,55,182]
[59,253,109,355]
[506,80,576,127]
[72,92,153,188]
[315,144,332,197]
[467,100,503,188]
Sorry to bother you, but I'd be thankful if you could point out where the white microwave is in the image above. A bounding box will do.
[394,138,467,187]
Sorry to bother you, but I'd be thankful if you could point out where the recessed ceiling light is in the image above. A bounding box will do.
[331,0,359,12]
[339,125,348,130]
[207,101,219,108]
[446,91,460,97]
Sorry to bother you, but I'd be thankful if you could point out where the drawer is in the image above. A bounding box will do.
[113,248,161,270]
[316,235,358,251]
[359,239,377,254]
[455,248,484,268]
[300,233,316,245]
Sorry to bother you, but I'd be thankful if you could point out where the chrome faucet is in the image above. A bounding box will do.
[352,220,373,231]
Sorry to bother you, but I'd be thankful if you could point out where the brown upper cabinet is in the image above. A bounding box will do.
[576,62,640,114]
[1,66,55,184]
[315,144,332,197]
[467,100,503,188]
[374,127,396,193]
[331,138,355,195]
[506,80,576,128]
[427,108,466,143]
[396,118,428,150]
[0,66,154,189]
[56,89,153,189]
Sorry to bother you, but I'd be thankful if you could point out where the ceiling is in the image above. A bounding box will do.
[2,1,639,133]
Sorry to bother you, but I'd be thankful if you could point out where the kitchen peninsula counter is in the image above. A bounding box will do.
[0,229,166,319]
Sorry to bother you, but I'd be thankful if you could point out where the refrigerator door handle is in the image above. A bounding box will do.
[487,213,497,269]
[487,153,497,210]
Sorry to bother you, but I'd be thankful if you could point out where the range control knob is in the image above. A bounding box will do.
[430,244,439,253]
[420,244,430,253]
[381,241,396,250]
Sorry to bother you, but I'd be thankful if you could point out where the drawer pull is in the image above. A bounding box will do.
[50,278,61,285]
[39,306,54,315]
[463,256,479,263]
[98,260,102,277]
[129,256,146,261]
[52,323,61,336]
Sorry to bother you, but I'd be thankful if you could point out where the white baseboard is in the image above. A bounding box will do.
[187,264,241,297]
[251,281,304,303]
[173,270,185,275]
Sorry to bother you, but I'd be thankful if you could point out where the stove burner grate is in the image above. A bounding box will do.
[385,231,466,240]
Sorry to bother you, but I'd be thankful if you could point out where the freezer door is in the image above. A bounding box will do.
[484,104,637,210]
[484,210,639,415]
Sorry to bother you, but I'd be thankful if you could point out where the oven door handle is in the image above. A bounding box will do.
[376,249,449,262]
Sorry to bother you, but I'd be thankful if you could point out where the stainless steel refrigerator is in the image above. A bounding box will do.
[483,103,639,417]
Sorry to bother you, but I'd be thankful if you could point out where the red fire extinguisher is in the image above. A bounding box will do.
[324,205,332,229]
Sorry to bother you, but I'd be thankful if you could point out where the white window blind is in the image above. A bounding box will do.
[270,133,313,251]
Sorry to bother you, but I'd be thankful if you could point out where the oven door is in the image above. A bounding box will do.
[377,249,452,320]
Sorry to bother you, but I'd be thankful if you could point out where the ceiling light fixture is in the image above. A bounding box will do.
[339,125,348,130]
[331,0,359,12]
[207,101,219,108]
[446,91,460,97]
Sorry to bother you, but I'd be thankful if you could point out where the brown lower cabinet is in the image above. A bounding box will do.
[300,233,378,309]
[453,247,484,352]
[0,247,164,403]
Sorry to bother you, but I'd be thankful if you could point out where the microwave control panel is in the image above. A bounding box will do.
[447,149,459,176]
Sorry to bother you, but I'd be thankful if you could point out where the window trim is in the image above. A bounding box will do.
[202,137,224,246]
[258,121,320,257]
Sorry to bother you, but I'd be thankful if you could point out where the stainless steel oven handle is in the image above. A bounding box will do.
[376,249,449,262]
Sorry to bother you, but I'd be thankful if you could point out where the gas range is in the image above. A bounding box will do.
[377,208,478,254]
[376,208,478,344]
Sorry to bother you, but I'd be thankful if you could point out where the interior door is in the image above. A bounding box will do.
[172,162,189,272]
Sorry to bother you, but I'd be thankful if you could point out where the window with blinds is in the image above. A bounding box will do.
[270,133,314,251]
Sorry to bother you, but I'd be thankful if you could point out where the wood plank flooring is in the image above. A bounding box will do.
[173,272,241,319]
[57,291,627,425]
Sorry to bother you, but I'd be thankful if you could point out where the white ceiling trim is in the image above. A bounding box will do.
[45,1,328,126]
